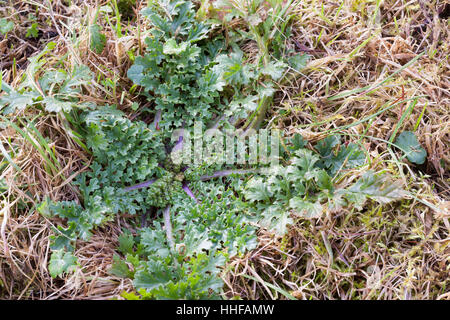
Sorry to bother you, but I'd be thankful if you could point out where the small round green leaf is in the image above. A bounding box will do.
[394,131,427,164]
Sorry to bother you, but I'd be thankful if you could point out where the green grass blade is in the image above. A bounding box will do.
[0,141,22,173]
[327,52,425,101]
[0,115,59,176]
[240,274,297,300]
[24,118,62,173]
[327,95,426,135]
[388,98,418,143]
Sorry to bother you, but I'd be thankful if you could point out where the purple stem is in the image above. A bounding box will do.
[153,110,162,130]
[182,183,200,204]
[210,114,226,130]
[171,133,184,154]
[124,179,157,192]
[199,169,255,181]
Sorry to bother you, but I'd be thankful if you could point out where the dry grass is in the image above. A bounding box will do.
[225,0,450,300]
[0,0,449,299]
[0,0,138,299]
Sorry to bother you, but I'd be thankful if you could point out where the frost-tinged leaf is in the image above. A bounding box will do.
[48,249,78,278]
[339,171,406,210]
[289,197,323,218]
[163,39,188,55]
[214,50,255,86]
[227,94,259,118]
[288,53,310,71]
[182,227,213,256]
[292,149,320,172]
[394,131,427,165]
[127,63,146,84]
[43,96,74,113]
[247,13,262,26]
[244,177,272,202]
[0,18,14,35]
[59,65,92,96]
[259,205,293,236]
[257,83,276,98]
[0,91,37,114]
[187,24,209,43]
[49,223,77,251]
[261,61,287,80]
[39,70,66,92]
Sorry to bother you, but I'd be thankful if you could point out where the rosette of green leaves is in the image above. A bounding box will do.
[39,111,167,277]
[110,181,257,299]
[127,0,226,132]
[244,137,405,236]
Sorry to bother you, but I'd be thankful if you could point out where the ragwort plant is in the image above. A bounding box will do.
[38,106,261,298]
[127,0,226,132]
[38,108,404,298]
